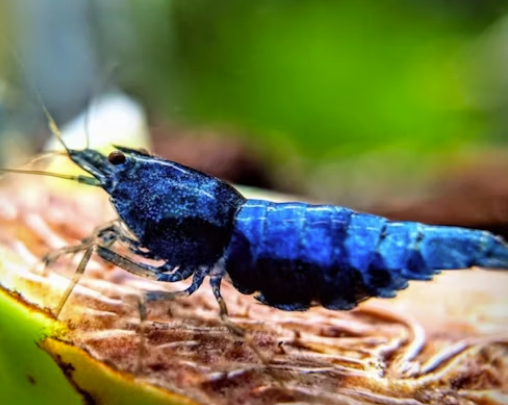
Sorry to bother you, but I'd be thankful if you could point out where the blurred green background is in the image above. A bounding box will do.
[1,0,508,210]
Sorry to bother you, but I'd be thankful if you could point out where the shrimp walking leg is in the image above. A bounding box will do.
[41,220,119,268]
[55,246,94,317]
[48,221,120,316]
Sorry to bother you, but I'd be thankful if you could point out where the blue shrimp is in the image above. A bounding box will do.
[5,137,508,318]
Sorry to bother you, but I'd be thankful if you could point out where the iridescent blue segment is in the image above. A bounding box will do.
[259,202,307,263]
[343,212,386,272]
[300,206,335,269]
[223,200,508,311]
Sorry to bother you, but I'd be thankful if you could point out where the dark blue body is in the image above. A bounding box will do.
[223,201,508,310]
[107,154,246,267]
[67,147,508,312]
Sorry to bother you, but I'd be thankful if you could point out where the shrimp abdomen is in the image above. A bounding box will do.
[223,200,508,311]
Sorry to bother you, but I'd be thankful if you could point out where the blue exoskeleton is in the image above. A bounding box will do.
[8,139,507,319]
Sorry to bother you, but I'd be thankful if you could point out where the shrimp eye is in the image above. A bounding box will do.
[108,150,126,165]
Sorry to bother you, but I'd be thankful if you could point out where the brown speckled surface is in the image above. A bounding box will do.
[0,177,507,405]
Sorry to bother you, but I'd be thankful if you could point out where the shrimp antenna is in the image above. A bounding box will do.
[83,98,91,150]
[83,62,120,150]
[0,168,99,186]
[0,151,69,182]
[23,150,69,167]
[10,48,70,153]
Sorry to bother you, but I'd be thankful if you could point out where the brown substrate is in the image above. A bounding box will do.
[0,178,507,405]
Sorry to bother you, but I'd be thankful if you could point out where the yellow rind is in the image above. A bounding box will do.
[41,339,199,405]
[0,286,81,405]
[0,280,199,405]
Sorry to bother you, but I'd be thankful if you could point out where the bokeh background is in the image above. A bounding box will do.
[1,0,508,233]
